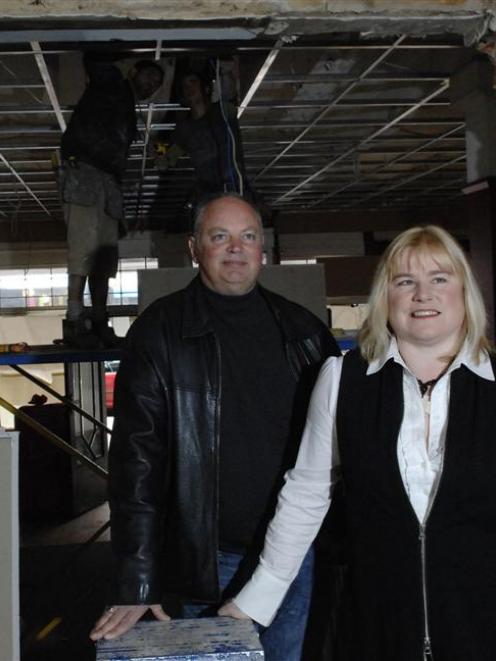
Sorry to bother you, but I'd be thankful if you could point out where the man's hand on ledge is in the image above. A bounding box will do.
[89,603,170,641]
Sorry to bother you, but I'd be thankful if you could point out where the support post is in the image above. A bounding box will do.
[0,429,20,661]
[451,59,496,339]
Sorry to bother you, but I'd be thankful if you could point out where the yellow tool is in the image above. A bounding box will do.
[154,142,169,156]
[35,616,63,641]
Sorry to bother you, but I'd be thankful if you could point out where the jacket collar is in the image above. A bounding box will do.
[181,275,216,338]
[180,274,304,342]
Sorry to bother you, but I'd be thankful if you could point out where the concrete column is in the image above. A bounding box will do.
[451,61,496,340]
[451,58,496,183]
[263,227,275,265]
[462,179,496,340]
[0,430,20,661]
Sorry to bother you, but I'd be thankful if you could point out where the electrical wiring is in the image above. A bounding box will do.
[215,58,244,196]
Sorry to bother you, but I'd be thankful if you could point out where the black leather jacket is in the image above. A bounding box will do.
[109,276,340,604]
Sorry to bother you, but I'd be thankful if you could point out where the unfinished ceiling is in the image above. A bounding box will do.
[0,19,493,243]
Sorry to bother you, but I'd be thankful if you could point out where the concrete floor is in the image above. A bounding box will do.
[20,504,112,661]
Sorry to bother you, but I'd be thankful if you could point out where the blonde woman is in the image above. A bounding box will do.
[220,225,496,661]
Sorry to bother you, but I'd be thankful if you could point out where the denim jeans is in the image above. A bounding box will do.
[182,547,315,661]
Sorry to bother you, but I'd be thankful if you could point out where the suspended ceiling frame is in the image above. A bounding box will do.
[0,16,493,246]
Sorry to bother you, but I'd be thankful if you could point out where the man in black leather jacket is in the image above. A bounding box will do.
[91,193,340,660]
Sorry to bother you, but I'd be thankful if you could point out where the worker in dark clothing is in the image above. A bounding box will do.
[156,69,263,223]
[60,55,164,348]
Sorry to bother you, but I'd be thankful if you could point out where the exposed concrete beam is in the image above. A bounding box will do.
[0,0,492,18]
[0,2,493,44]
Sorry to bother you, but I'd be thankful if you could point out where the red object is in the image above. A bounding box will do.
[104,361,119,412]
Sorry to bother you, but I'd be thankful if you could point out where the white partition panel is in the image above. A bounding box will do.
[0,429,20,661]
[138,264,328,324]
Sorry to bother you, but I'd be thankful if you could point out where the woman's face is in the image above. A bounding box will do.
[387,248,466,353]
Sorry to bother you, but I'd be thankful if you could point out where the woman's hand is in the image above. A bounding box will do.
[217,600,252,620]
[89,604,170,641]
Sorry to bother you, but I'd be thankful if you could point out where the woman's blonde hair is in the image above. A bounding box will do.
[358,225,491,362]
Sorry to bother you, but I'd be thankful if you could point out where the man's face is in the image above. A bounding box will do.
[181,74,208,106]
[133,66,163,101]
[189,197,264,296]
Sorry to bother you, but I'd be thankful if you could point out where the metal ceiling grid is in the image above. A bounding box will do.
[240,37,471,215]
[0,33,478,237]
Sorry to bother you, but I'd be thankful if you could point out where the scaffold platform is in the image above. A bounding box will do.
[0,344,121,366]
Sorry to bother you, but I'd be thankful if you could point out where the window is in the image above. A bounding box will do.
[280,258,317,265]
[0,267,67,310]
[101,258,158,307]
[0,258,158,310]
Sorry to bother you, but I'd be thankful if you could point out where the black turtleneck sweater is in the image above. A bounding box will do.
[202,281,296,550]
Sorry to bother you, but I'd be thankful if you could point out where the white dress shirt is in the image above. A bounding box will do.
[233,339,494,626]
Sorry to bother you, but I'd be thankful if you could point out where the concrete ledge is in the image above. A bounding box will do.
[0,2,493,46]
[0,0,491,19]
[96,618,264,660]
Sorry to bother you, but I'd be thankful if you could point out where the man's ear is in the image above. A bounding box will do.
[188,235,198,263]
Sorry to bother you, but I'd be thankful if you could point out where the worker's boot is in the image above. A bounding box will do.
[91,312,123,349]
[62,313,102,349]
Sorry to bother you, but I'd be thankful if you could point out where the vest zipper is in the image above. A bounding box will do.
[419,525,434,661]
[418,428,447,661]
[415,376,452,661]
[423,637,434,661]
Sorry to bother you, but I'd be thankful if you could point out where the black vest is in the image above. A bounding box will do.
[336,348,496,661]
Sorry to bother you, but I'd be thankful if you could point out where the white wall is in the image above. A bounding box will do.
[0,429,20,661]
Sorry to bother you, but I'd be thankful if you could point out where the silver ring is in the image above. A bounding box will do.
[107,606,116,614]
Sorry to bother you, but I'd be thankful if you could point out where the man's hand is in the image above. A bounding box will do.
[89,604,170,641]
[217,600,252,620]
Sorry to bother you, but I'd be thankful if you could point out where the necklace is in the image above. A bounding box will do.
[417,377,440,397]
[418,378,438,416]
[417,368,448,416]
